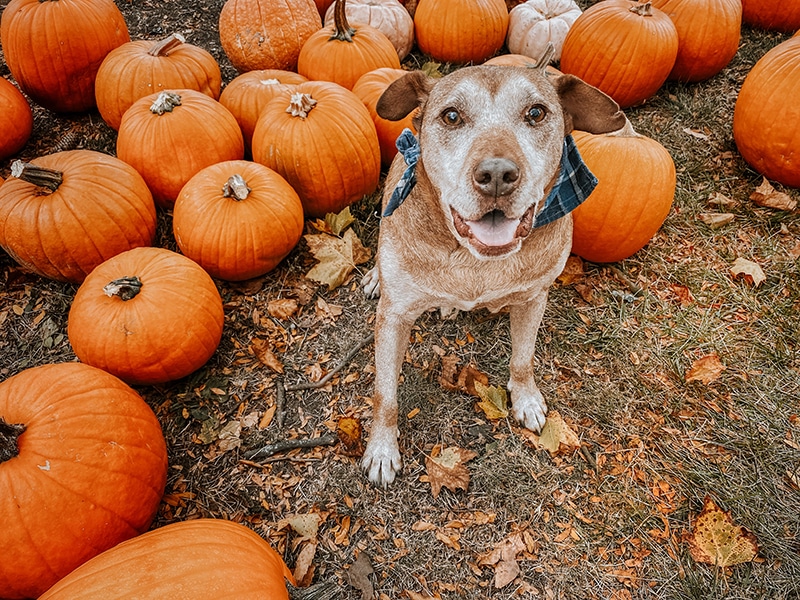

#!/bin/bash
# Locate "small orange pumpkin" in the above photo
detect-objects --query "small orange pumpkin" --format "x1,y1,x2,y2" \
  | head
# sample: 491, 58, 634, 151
571, 119, 676, 263
323, 0, 415, 59
0, 77, 32, 160
173, 161, 305, 281
68, 246, 225, 385
741, 0, 800, 32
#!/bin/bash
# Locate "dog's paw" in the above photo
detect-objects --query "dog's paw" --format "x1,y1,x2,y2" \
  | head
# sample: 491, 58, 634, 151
362, 267, 381, 299
361, 434, 401, 487
508, 381, 548, 433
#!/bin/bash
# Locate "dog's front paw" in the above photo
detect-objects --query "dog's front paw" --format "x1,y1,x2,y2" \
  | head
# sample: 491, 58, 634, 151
361, 433, 401, 487
508, 380, 548, 433
361, 267, 381, 299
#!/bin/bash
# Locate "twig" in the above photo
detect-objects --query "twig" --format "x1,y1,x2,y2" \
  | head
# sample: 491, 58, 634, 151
276, 378, 286, 429
607, 265, 645, 297
238, 457, 321, 468
243, 434, 337, 461
285, 332, 374, 392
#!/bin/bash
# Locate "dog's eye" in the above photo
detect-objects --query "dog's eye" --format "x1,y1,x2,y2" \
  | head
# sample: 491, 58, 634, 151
525, 105, 547, 125
441, 108, 462, 126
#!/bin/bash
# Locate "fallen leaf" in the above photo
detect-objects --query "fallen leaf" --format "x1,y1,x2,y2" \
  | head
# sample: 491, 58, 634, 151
685, 354, 726, 385
556, 254, 585, 285
337, 416, 364, 456
293, 542, 317, 587
421, 60, 443, 78
697, 212, 735, 229
535, 411, 580, 455
669, 283, 694, 307
267, 298, 299, 320
425, 445, 477, 498
438, 354, 460, 390
707, 192, 738, 208
730, 257, 766, 287
439, 355, 489, 396
346, 553, 374, 600
478, 532, 526, 588
749, 178, 797, 212
686, 495, 759, 568
325, 206, 356, 236
404, 591, 439, 600
284, 513, 321, 542
304, 229, 372, 290
682, 127, 709, 140
216, 420, 242, 452
258, 404, 277, 429
457, 365, 489, 396
250, 337, 284, 373
474, 380, 509, 420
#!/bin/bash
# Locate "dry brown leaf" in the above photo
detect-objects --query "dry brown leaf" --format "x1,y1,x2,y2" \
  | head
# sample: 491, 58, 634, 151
258, 404, 276, 429
438, 354, 489, 396
250, 337, 284, 373
304, 229, 371, 290
325, 206, 356, 235
750, 177, 797, 212
293, 542, 317, 587
685, 354, 726, 385
404, 591, 440, 600
707, 192, 738, 208
346, 552, 374, 600
478, 532, 526, 588
337, 416, 364, 456
535, 411, 580, 455
730, 257, 766, 287
438, 354, 460, 390
474, 380, 509, 420
556, 254, 585, 285
686, 496, 759, 568
284, 513, 321, 542
425, 445, 477, 498
267, 298, 298, 320
697, 212, 735, 229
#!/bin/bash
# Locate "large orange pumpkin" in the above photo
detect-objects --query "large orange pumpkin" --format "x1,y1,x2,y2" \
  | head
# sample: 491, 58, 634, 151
0, 77, 32, 160
251, 80, 381, 217
560, 0, 678, 108
741, 0, 800, 32
117, 89, 244, 208
650, 0, 741, 82
323, 0, 415, 59
68, 246, 225, 385
414, 0, 509, 64
0, 0, 130, 112
571, 119, 676, 263
95, 33, 222, 131
733, 36, 800, 188
0, 150, 156, 283
173, 161, 305, 281
38, 519, 295, 599
218, 0, 321, 72
0, 362, 167, 600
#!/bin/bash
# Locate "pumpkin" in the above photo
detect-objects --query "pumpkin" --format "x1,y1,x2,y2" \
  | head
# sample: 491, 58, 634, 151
95, 33, 222, 131
650, 0, 741, 82
219, 69, 308, 156
38, 519, 295, 599
570, 119, 676, 263
0, 151, 156, 283
117, 89, 244, 208
560, 0, 678, 108
506, 0, 582, 63
484, 54, 564, 77
323, 0, 415, 59
298, 0, 401, 90
0, 362, 167, 600
68, 246, 225, 385
733, 36, 800, 188
414, 0, 510, 64
0, 77, 32, 160
218, 0, 321, 72
173, 161, 305, 281
353, 67, 417, 167
741, 0, 800, 32
251, 80, 381, 217
0, 0, 129, 113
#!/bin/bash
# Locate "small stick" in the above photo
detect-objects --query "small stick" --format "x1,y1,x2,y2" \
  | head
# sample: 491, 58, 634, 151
243, 433, 337, 461
285, 332, 374, 392
238, 457, 321, 468
276, 378, 286, 429
607, 265, 644, 297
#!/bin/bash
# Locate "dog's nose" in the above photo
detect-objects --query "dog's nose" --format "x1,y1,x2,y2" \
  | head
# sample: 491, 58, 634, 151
472, 158, 520, 197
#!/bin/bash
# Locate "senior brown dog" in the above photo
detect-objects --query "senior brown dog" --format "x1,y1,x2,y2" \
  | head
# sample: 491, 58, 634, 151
361, 64, 625, 486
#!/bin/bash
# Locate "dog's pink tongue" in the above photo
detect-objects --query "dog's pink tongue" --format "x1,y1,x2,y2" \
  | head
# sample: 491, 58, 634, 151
467, 212, 519, 247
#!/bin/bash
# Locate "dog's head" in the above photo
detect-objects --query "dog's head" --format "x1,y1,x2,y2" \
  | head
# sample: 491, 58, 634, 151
377, 66, 625, 259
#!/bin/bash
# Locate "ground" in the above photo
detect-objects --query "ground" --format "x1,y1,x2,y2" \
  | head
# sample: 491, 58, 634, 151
0, 1, 799, 599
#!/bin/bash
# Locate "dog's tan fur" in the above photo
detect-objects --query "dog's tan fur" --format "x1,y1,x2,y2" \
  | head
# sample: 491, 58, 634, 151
362, 66, 625, 486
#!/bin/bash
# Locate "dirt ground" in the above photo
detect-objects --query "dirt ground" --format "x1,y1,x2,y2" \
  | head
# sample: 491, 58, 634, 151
1, 0, 799, 599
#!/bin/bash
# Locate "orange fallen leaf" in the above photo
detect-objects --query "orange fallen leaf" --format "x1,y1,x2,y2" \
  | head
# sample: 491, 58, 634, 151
250, 337, 284, 373
685, 495, 759, 568
685, 354, 726, 385
730, 257, 766, 287
267, 298, 299, 320
478, 532, 526, 588
304, 229, 371, 290
534, 411, 580, 455
749, 177, 797, 212
425, 445, 477, 498
337, 416, 364, 456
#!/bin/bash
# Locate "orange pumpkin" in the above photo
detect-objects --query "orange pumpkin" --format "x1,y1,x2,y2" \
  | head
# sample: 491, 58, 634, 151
741, 0, 800, 32
38, 519, 295, 599
0, 362, 167, 600
733, 36, 800, 188
650, 0, 741, 82
0, 77, 32, 160
323, 0, 415, 59
218, 0, 321, 72
251, 80, 381, 217
560, 0, 678, 108
117, 89, 244, 208
0, 0, 130, 112
219, 70, 308, 156
298, 0, 401, 90
0, 151, 156, 283
414, 0, 510, 64
571, 119, 676, 263
173, 161, 305, 281
95, 33, 222, 131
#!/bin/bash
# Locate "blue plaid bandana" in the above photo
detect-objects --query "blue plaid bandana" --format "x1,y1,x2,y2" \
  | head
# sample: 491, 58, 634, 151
382, 129, 597, 227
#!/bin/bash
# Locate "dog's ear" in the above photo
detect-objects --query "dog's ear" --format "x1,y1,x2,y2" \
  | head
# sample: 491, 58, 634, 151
376, 70, 435, 122
551, 74, 626, 135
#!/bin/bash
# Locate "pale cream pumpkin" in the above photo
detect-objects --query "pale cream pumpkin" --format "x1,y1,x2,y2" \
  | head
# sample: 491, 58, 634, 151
324, 0, 414, 59
507, 0, 582, 62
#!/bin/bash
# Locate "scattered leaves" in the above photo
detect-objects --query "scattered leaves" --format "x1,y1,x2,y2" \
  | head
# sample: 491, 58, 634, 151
438, 354, 489, 396
304, 229, 372, 290
267, 298, 299, 320
474, 380, 509, 420
347, 552, 375, 600
337, 416, 364, 456
556, 254, 585, 285
425, 446, 477, 498
697, 212, 734, 229
685, 353, 726, 385
250, 337, 284, 373
478, 532, 526, 588
730, 257, 766, 288
686, 496, 759, 568
749, 178, 797, 212
293, 542, 317, 587
535, 411, 580, 455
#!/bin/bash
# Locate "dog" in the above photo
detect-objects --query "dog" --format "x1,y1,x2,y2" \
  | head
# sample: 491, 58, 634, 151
361, 64, 625, 486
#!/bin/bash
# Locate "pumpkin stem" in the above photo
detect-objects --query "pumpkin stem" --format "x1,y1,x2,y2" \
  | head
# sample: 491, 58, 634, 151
0, 417, 26, 464
606, 116, 645, 138
286, 92, 317, 119
222, 174, 251, 201
330, 0, 356, 42
259, 78, 281, 86
629, 2, 653, 16
10, 160, 63, 193
147, 33, 186, 57
104, 276, 143, 301
150, 91, 182, 115
532, 43, 555, 69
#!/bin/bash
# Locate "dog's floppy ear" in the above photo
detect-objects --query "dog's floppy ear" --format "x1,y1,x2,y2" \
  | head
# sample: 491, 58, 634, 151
376, 70, 435, 122
551, 74, 626, 135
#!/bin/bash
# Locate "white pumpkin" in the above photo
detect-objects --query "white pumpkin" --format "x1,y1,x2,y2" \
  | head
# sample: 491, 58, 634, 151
506, 0, 582, 63
324, 0, 414, 60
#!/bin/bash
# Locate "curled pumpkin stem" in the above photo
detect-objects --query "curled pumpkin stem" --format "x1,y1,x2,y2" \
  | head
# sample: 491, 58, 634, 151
629, 2, 653, 16
104, 276, 143, 301
286, 93, 317, 119
148, 32, 186, 57
0, 417, 26, 464
223, 174, 251, 201
330, 0, 356, 42
10, 160, 63, 193
150, 91, 182, 115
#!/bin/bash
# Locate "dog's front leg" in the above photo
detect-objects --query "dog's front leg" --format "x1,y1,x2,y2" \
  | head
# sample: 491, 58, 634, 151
507, 294, 549, 433
362, 297, 419, 486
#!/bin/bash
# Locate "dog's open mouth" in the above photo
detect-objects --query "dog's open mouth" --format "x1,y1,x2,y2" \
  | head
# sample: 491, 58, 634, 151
451, 206, 535, 256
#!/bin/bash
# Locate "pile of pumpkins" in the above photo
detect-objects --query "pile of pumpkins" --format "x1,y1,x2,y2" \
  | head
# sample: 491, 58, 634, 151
0, 0, 798, 596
